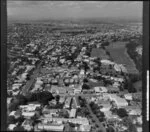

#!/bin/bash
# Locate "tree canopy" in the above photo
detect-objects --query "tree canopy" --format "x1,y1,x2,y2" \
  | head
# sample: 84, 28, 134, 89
117, 108, 128, 118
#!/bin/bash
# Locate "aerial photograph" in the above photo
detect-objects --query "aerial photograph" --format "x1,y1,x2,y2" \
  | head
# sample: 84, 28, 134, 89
7, 1, 143, 132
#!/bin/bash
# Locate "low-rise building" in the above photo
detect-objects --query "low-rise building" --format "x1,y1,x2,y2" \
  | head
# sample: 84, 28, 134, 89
20, 104, 41, 112
59, 97, 66, 104
101, 59, 115, 65
8, 124, 16, 131
37, 124, 64, 131
73, 97, 80, 108
100, 102, 112, 112
108, 94, 128, 107
9, 110, 21, 119
64, 97, 72, 109
124, 93, 133, 100
74, 88, 82, 94
79, 125, 91, 132
22, 112, 35, 119
40, 117, 89, 125
107, 86, 119, 93
128, 108, 141, 116
22, 119, 33, 131
94, 86, 108, 93
69, 109, 76, 118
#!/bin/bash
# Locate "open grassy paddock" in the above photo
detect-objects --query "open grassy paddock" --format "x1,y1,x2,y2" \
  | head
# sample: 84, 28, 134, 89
91, 48, 110, 60
106, 41, 139, 74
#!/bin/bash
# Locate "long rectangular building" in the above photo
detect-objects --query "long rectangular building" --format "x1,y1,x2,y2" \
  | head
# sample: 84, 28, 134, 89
64, 97, 72, 109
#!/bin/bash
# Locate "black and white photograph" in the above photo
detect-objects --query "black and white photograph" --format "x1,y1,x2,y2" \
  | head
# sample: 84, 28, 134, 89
1, 1, 148, 132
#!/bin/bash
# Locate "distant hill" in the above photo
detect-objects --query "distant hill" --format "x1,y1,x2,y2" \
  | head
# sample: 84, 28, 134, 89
8, 16, 142, 25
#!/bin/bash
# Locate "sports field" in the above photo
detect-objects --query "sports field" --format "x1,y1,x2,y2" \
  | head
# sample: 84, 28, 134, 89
91, 48, 110, 60
106, 41, 139, 74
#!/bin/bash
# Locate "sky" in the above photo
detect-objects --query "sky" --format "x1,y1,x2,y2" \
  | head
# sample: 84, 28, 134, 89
7, 1, 143, 21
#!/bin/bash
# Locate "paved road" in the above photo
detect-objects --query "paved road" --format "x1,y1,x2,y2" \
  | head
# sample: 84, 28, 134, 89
85, 102, 105, 131
21, 61, 43, 96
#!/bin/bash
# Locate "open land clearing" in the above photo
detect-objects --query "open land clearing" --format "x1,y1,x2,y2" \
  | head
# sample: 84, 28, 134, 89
91, 48, 110, 60
106, 41, 139, 74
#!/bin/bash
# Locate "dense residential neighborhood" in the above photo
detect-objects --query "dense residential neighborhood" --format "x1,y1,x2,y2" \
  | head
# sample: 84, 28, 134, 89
6, 1, 143, 131
7, 20, 142, 132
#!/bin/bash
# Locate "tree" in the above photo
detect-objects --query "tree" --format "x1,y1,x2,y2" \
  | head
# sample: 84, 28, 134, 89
9, 102, 19, 111
59, 110, 69, 118
55, 95, 60, 104
122, 117, 137, 132
127, 80, 136, 93
106, 126, 115, 132
82, 83, 90, 90
69, 122, 75, 127
95, 124, 99, 128
96, 127, 107, 132
117, 108, 128, 118
16, 116, 25, 126
7, 116, 17, 124
13, 126, 26, 131
37, 91, 54, 105
83, 78, 88, 83
90, 102, 95, 107
16, 94, 27, 105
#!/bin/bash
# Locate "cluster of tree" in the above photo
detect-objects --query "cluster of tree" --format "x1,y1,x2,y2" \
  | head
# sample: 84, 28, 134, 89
47, 103, 64, 109
26, 91, 54, 105
124, 75, 140, 93
13, 126, 26, 131
90, 102, 105, 122
7, 116, 24, 125
83, 78, 88, 83
93, 57, 101, 67
55, 95, 60, 104
106, 126, 115, 132
122, 117, 137, 132
102, 41, 110, 47
82, 83, 91, 90
78, 96, 86, 107
111, 107, 129, 119
59, 110, 69, 118
116, 108, 128, 118
126, 40, 142, 72
9, 91, 54, 111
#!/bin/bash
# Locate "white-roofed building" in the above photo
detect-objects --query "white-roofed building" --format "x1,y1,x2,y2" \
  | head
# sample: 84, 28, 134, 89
137, 127, 142, 132
7, 98, 12, 105
80, 69, 85, 75
101, 59, 115, 65
22, 119, 33, 131
22, 112, 35, 119
124, 93, 133, 100
69, 109, 76, 118
40, 117, 89, 125
21, 73, 28, 80
20, 104, 41, 112
128, 109, 141, 116
8, 124, 16, 131
37, 124, 64, 131
25, 65, 35, 72
114, 64, 121, 72
108, 94, 128, 107
9, 111, 16, 116
94, 86, 108, 93
64, 97, 72, 109
80, 125, 91, 132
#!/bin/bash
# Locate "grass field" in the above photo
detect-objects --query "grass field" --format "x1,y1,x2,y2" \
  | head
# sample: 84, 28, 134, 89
106, 41, 139, 74
91, 48, 110, 60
